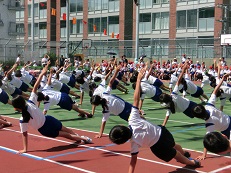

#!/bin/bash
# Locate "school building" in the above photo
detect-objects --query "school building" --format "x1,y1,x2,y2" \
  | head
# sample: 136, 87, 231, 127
12, 0, 231, 61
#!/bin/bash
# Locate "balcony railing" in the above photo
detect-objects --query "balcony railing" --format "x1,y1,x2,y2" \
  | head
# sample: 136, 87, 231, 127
8, 0, 25, 10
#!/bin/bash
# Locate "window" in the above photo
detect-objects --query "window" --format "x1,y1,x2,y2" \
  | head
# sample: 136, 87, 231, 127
187, 10, 197, 28
140, 13, 151, 34
199, 8, 214, 18
152, 12, 169, 30
88, 17, 108, 34
70, 0, 77, 13
177, 10, 186, 28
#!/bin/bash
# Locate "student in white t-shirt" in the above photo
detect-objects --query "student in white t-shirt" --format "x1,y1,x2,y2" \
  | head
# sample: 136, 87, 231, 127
109, 68, 200, 173
159, 63, 198, 126
192, 73, 231, 160
11, 64, 92, 154
37, 68, 92, 118
179, 64, 208, 102
49, 68, 80, 98
90, 68, 134, 138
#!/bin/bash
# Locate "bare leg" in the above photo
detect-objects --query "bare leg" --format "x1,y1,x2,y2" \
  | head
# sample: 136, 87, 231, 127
59, 125, 92, 143
174, 151, 197, 166
69, 90, 80, 98
202, 93, 208, 100
72, 104, 90, 115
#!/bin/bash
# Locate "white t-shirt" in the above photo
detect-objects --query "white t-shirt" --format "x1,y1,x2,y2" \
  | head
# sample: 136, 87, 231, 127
101, 93, 125, 122
166, 85, 190, 116
51, 77, 63, 91
140, 82, 157, 100
129, 107, 162, 154
184, 74, 197, 94
93, 80, 107, 97
20, 92, 46, 132
20, 68, 33, 85
10, 76, 23, 88
1, 77, 16, 95
219, 86, 231, 106
204, 94, 230, 133
59, 72, 70, 84
41, 85, 61, 111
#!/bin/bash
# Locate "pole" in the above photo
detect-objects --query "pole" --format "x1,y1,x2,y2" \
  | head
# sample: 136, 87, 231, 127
31, 0, 34, 58
66, 0, 70, 57
223, 6, 228, 58
134, 1, 140, 63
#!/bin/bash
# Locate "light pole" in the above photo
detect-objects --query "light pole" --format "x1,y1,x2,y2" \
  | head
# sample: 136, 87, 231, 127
31, 0, 35, 57
66, 0, 70, 57
134, 0, 140, 64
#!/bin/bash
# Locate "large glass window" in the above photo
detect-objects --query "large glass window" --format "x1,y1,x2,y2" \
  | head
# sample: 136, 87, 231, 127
140, 13, 151, 34
199, 8, 214, 31
152, 12, 169, 30
70, 0, 77, 13
177, 10, 186, 28
153, 0, 160, 4
108, 15, 119, 34
88, 17, 108, 34
187, 10, 197, 28
140, 0, 152, 9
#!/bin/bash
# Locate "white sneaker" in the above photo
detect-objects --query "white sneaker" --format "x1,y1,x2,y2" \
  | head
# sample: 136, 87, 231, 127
81, 136, 93, 144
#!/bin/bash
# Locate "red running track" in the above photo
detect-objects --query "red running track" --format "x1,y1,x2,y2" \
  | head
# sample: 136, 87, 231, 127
0, 117, 231, 173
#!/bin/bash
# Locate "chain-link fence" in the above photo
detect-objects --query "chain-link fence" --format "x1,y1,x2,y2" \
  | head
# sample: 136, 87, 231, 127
0, 37, 231, 64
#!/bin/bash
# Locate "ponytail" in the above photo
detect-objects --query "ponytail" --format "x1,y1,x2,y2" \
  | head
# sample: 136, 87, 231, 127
90, 95, 108, 112
100, 98, 109, 112
12, 95, 33, 123
159, 93, 175, 114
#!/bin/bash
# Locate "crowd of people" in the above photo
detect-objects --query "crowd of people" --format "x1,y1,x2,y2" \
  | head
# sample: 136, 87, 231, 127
1, 53, 231, 172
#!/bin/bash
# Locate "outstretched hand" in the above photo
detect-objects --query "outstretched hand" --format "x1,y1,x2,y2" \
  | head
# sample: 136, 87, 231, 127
137, 68, 146, 81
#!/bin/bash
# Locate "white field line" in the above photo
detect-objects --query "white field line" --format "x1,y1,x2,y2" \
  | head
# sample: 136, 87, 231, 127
3, 128, 206, 173
0, 145, 96, 173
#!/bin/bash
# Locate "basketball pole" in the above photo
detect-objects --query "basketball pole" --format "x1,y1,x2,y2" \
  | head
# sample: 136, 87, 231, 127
66, 0, 70, 58
134, 0, 140, 64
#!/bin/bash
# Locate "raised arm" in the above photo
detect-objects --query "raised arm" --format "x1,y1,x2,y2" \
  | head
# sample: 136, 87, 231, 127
213, 73, 230, 95
176, 63, 187, 86
108, 65, 121, 88
6, 64, 18, 76
32, 61, 50, 93
133, 68, 146, 107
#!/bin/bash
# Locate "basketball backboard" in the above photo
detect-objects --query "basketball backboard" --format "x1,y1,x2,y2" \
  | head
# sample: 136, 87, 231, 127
220, 34, 231, 46
82, 39, 92, 49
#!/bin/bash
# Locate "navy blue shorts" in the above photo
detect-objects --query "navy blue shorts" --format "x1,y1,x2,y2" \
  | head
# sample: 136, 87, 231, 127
19, 82, 29, 92
117, 72, 123, 81
0, 90, 9, 104
118, 102, 132, 121
11, 88, 23, 98
112, 80, 119, 90
38, 115, 62, 138
57, 92, 74, 111
67, 75, 76, 88
151, 87, 162, 102
191, 86, 204, 98
150, 126, 176, 162
183, 101, 197, 118
153, 79, 163, 88
60, 83, 70, 94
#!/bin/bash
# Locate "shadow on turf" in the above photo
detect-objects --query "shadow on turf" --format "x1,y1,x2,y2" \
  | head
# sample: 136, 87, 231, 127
171, 123, 205, 128
59, 117, 88, 122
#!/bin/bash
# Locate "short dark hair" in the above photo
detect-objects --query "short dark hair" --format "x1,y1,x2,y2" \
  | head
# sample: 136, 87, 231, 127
76, 76, 85, 84
203, 132, 229, 154
109, 125, 132, 145
192, 104, 209, 120
14, 70, 22, 77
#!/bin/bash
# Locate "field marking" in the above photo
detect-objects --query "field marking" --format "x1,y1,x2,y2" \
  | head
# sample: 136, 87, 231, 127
2, 128, 206, 173
209, 165, 231, 173
0, 146, 96, 173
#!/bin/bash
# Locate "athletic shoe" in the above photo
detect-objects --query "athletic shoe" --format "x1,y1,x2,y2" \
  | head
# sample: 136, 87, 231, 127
81, 136, 93, 144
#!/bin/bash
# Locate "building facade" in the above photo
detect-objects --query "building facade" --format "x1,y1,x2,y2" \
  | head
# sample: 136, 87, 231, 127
0, 0, 25, 61
16, 0, 231, 60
